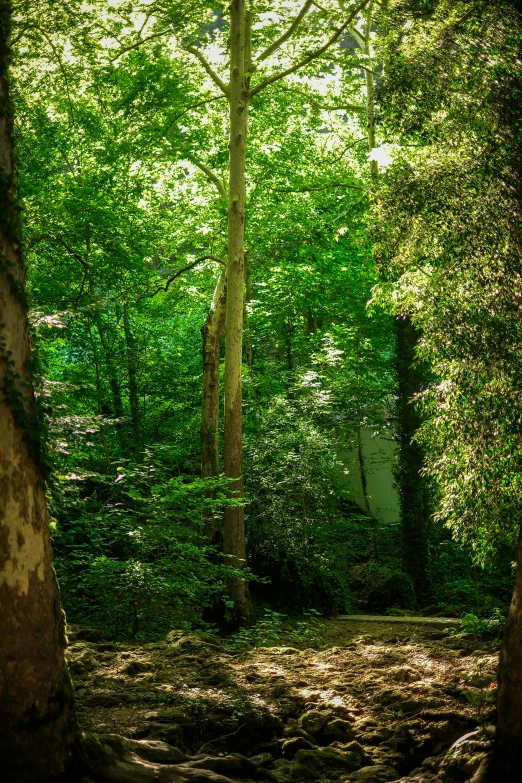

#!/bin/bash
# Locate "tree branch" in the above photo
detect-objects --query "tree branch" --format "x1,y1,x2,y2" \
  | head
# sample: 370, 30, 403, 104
336, 0, 366, 48
28, 234, 90, 305
157, 95, 226, 148
256, 0, 313, 63
191, 160, 228, 200
27, 26, 76, 126
28, 234, 88, 269
184, 45, 229, 97
250, 0, 371, 97
136, 255, 225, 303
110, 27, 174, 62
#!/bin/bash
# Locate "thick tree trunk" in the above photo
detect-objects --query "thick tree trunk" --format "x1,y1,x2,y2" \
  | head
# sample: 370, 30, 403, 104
223, 0, 253, 625
123, 303, 139, 442
396, 316, 430, 602
0, 9, 76, 776
482, 524, 522, 781
201, 270, 226, 542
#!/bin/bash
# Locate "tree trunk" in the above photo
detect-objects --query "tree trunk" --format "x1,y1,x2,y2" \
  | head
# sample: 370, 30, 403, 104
363, 1, 378, 182
0, 9, 76, 775
243, 252, 253, 368
87, 322, 111, 468
223, 0, 253, 626
201, 270, 226, 542
123, 303, 139, 442
483, 523, 522, 781
94, 314, 125, 424
396, 316, 430, 602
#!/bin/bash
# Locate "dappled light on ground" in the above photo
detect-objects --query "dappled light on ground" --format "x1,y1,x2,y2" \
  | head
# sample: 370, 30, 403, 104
68, 618, 498, 782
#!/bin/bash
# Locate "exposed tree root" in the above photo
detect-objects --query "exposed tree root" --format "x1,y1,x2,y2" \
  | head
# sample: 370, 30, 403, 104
82, 734, 275, 783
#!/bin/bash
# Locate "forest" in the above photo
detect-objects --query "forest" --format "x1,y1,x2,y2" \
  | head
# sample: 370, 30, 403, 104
1, 0, 522, 781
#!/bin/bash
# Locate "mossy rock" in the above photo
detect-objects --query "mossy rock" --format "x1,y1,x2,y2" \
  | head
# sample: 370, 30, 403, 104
348, 765, 400, 782
320, 718, 355, 743
292, 746, 360, 774
122, 660, 153, 675
69, 626, 106, 643
298, 710, 331, 735
281, 737, 314, 759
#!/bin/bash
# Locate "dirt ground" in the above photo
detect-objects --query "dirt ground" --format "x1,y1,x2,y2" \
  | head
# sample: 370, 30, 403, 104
67, 617, 499, 782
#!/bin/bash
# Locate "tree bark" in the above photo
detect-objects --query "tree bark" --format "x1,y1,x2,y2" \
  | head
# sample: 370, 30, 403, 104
396, 316, 430, 602
223, 0, 253, 625
201, 270, 226, 542
123, 303, 139, 442
0, 6, 76, 775
201, 270, 227, 481
243, 252, 253, 368
483, 523, 522, 781
363, 1, 378, 182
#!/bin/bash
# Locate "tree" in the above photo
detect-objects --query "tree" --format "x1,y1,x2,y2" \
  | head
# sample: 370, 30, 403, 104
12, 0, 400, 629
0, 2, 76, 778
179, 0, 373, 623
373, 0, 522, 776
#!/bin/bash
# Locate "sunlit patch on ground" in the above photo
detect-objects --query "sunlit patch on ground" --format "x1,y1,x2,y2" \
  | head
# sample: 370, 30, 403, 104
67, 618, 499, 782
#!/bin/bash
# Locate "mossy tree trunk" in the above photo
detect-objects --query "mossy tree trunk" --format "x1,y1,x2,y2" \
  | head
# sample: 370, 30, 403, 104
0, 4, 76, 778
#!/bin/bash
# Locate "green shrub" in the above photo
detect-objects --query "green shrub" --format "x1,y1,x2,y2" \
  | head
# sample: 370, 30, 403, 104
357, 561, 416, 612
52, 449, 242, 638
244, 397, 355, 613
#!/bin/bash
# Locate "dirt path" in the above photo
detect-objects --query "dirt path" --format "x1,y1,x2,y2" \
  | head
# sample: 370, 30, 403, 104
68, 618, 498, 783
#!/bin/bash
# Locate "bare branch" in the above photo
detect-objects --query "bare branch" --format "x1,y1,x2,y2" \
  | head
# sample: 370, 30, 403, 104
136, 255, 225, 303
250, 0, 371, 97
191, 160, 228, 200
184, 45, 229, 97
256, 0, 313, 63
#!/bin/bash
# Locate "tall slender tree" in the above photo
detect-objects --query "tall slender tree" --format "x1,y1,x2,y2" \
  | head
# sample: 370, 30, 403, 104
183, 0, 372, 622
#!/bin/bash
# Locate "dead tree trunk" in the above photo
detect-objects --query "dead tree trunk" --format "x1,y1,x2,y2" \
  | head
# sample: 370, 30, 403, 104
0, 8, 76, 775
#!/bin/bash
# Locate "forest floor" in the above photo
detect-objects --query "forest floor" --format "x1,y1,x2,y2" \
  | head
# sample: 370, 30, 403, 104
67, 617, 499, 783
